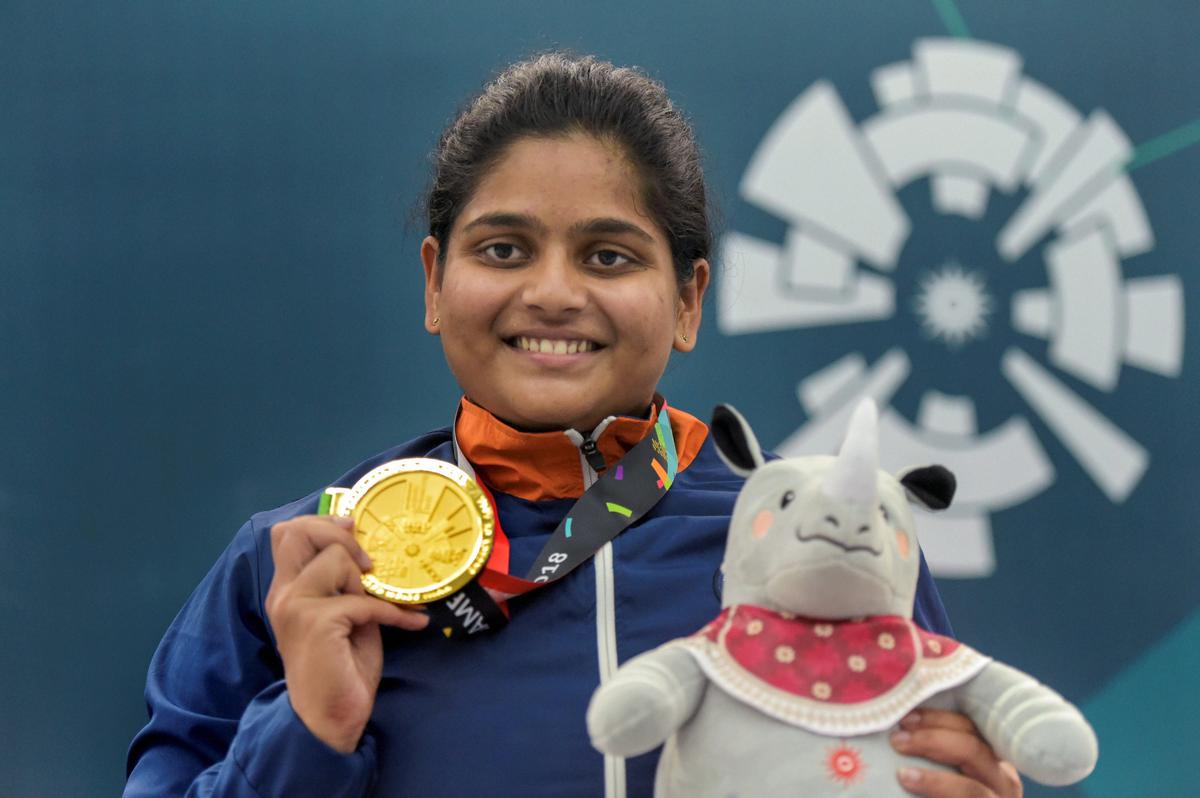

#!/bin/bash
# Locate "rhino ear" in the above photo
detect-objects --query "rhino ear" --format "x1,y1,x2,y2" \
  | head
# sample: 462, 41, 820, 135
898, 465, 956, 510
711, 404, 765, 477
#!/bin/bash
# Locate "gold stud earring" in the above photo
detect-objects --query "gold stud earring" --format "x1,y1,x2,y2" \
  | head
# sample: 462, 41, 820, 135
681, 332, 688, 342
432, 317, 440, 326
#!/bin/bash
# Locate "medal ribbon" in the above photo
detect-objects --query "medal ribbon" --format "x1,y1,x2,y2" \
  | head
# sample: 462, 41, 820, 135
428, 403, 680, 638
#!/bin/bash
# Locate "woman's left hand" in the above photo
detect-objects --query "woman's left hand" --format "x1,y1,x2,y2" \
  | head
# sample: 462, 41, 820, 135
890, 709, 1023, 797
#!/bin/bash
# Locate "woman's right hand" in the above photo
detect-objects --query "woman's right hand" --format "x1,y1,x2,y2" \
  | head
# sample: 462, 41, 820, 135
265, 514, 429, 753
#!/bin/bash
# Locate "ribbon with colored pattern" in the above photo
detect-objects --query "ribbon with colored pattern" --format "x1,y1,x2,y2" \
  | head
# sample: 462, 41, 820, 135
521, 404, 678, 585
429, 403, 680, 639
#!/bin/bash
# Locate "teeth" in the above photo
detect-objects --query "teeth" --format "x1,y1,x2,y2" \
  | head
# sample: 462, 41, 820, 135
515, 337, 595, 354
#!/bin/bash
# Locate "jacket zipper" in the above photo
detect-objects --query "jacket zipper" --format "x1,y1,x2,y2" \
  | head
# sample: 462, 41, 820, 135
579, 435, 608, 474
567, 423, 625, 798
457, 416, 626, 796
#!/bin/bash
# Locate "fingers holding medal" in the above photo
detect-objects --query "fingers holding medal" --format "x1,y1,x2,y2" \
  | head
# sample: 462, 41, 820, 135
270, 514, 371, 582
267, 514, 428, 626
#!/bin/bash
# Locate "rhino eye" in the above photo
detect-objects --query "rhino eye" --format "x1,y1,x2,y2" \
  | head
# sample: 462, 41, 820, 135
780, 490, 795, 509
879, 503, 891, 523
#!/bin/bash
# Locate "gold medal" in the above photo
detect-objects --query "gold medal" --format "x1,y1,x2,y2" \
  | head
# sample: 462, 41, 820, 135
323, 458, 494, 605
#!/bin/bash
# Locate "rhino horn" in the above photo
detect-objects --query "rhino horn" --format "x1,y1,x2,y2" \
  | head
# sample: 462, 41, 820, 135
824, 399, 879, 505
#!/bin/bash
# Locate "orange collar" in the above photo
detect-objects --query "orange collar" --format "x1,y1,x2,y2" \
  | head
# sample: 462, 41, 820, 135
454, 396, 709, 501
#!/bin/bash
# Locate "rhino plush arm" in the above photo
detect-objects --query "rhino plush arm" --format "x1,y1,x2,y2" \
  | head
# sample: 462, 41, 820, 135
587, 645, 707, 758
956, 660, 1099, 786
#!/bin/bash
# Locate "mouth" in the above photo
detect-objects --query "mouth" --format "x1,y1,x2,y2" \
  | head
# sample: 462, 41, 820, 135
505, 335, 605, 356
794, 530, 881, 557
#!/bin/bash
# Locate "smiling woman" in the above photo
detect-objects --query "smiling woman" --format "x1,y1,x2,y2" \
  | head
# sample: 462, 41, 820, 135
422, 133, 707, 433
124, 53, 1017, 798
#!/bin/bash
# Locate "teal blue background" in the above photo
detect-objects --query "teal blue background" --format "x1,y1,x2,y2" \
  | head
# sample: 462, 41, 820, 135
3, 2, 1197, 795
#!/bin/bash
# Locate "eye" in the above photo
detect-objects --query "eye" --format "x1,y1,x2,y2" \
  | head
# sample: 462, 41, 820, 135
481, 242, 527, 264
780, 490, 795, 509
587, 249, 634, 268
879, 503, 891, 523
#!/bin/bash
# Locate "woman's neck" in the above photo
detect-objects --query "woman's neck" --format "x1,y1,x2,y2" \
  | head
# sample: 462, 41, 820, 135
464, 395, 657, 435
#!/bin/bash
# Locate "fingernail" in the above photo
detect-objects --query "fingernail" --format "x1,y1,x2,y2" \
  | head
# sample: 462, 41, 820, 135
900, 711, 921, 728
357, 552, 374, 570
331, 515, 353, 528
891, 730, 911, 747
897, 767, 921, 786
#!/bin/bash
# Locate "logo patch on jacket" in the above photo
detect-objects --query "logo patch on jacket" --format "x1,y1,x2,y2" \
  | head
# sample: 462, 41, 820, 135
676, 605, 990, 735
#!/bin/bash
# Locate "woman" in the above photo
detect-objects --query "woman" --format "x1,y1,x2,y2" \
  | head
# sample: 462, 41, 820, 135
125, 53, 1022, 797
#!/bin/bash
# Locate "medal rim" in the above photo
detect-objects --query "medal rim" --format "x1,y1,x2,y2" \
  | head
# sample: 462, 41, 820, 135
330, 458, 494, 605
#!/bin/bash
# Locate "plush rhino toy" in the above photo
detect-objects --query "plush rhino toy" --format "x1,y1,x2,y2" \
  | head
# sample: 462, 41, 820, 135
587, 400, 1097, 796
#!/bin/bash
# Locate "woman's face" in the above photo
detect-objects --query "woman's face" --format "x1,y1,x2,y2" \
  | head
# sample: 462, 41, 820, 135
421, 133, 708, 433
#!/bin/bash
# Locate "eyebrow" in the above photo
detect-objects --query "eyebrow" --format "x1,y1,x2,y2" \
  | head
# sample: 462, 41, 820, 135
460, 212, 657, 244
461, 212, 547, 236
571, 217, 656, 244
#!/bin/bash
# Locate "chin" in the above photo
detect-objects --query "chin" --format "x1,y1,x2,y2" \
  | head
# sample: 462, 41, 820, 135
490, 399, 596, 433
470, 381, 652, 433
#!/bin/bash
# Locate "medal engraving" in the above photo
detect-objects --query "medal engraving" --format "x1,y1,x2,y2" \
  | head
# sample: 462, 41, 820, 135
326, 458, 494, 605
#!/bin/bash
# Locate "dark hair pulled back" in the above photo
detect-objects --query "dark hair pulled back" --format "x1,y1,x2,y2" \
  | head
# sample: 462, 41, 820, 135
424, 52, 712, 284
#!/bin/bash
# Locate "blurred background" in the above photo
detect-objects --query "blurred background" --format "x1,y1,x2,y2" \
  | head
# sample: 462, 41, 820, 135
3, 1, 1197, 795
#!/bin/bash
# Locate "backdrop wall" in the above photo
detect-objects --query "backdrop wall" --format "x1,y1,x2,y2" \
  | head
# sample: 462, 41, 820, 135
3, 2, 1197, 796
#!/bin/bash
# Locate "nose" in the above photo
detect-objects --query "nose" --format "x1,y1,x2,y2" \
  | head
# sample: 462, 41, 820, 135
796, 501, 879, 546
521, 248, 587, 315
814, 509, 873, 538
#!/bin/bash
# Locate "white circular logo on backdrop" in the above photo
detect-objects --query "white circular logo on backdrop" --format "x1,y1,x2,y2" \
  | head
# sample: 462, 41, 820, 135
719, 38, 1184, 577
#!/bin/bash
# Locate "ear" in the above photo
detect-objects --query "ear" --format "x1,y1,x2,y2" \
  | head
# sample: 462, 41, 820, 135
420, 235, 442, 335
673, 258, 709, 353
711, 404, 765, 477
897, 465, 956, 511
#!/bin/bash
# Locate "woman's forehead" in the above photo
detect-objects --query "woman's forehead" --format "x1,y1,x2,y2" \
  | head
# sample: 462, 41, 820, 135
455, 133, 666, 241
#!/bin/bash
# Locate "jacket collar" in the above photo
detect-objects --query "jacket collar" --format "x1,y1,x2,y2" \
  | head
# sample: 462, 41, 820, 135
454, 395, 708, 501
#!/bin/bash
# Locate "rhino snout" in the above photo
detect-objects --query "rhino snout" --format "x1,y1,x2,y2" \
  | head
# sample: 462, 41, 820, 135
793, 525, 882, 556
